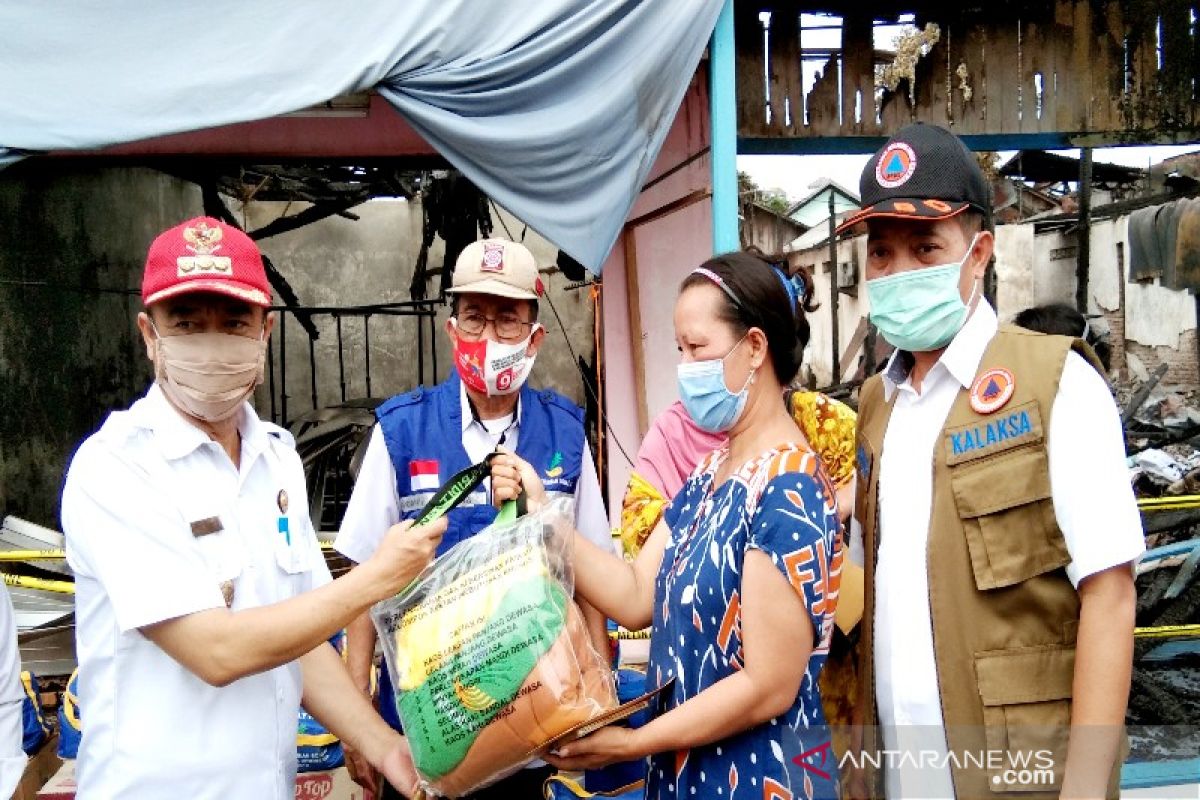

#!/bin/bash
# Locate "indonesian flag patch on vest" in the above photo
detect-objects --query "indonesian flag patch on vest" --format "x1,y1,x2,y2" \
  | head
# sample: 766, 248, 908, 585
410, 460, 440, 492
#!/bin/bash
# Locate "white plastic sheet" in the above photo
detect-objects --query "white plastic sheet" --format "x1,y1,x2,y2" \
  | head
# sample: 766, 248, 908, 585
371, 498, 616, 797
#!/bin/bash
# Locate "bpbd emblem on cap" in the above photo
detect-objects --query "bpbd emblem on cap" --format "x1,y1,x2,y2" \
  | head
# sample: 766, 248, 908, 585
480, 242, 506, 273
875, 142, 917, 189
970, 368, 1016, 415
178, 221, 233, 277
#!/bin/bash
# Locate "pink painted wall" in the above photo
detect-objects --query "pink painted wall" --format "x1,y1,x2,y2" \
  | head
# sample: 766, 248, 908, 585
599, 71, 712, 522
62, 95, 438, 159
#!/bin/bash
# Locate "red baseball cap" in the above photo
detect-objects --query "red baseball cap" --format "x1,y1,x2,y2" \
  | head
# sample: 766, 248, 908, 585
142, 217, 271, 307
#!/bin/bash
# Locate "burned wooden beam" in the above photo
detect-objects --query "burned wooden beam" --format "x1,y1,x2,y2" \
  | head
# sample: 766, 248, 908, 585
248, 198, 369, 241
199, 181, 320, 340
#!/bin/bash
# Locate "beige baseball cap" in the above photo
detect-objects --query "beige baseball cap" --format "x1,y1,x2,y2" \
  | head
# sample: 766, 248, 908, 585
448, 238, 543, 300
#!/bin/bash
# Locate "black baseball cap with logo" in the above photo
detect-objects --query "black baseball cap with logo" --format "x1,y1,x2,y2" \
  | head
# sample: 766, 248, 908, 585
836, 122, 992, 234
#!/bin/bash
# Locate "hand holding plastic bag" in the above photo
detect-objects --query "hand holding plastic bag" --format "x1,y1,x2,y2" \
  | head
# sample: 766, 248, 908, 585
371, 498, 617, 798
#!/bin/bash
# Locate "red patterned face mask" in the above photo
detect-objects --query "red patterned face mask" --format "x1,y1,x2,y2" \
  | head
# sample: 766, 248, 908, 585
451, 320, 541, 397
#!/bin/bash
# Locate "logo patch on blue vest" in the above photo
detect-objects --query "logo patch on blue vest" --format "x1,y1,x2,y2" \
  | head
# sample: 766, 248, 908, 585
948, 409, 1033, 457
546, 450, 564, 478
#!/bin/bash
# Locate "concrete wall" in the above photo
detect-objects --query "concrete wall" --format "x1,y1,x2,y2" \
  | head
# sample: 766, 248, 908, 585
0, 163, 203, 527
992, 224, 1036, 318
1028, 217, 1199, 385
791, 236, 869, 387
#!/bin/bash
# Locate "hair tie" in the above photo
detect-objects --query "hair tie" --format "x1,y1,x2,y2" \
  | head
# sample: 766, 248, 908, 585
773, 267, 799, 313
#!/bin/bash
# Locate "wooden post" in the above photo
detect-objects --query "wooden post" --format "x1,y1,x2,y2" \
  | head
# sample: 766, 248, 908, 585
624, 229, 650, 438
363, 315, 372, 398
1076, 147, 1093, 313
1194, 294, 1200, 387
864, 322, 878, 377
828, 190, 841, 381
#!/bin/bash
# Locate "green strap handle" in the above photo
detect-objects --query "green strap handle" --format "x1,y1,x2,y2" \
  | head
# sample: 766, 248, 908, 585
414, 451, 526, 528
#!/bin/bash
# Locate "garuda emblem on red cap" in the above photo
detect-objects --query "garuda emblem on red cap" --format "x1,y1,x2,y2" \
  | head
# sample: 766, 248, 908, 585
178, 221, 232, 276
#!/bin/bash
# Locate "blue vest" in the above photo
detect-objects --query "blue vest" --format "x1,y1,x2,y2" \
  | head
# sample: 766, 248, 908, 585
372, 374, 586, 730
375, 373, 586, 555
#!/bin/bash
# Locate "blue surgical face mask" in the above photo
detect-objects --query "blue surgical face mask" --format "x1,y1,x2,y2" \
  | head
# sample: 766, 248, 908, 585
866, 234, 980, 352
677, 335, 755, 433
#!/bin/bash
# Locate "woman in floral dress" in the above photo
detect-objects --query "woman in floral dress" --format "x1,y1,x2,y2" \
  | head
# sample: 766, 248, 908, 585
492, 252, 843, 800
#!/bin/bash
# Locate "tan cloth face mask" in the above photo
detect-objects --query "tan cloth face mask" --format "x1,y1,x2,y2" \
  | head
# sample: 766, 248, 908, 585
152, 324, 267, 422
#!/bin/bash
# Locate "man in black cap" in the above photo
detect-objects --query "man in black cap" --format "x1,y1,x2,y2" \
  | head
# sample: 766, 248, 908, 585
843, 123, 1142, 798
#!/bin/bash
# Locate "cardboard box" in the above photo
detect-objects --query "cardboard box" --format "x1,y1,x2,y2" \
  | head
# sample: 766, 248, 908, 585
35, 761, 370, 799
296, 767, 373, 800
14, 737, 62, 800
33, 757, 73, 800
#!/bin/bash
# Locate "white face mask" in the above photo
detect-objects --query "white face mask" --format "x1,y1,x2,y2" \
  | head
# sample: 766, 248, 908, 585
152, 323, 267, 422
451, 320, 541, 397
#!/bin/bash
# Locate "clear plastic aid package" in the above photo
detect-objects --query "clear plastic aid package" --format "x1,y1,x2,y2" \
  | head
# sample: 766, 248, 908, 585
371, 498, 618, 798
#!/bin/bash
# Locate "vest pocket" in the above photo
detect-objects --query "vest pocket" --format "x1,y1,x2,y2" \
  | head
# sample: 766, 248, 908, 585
950, 446, 1069, 590
975, 644, 1074, 792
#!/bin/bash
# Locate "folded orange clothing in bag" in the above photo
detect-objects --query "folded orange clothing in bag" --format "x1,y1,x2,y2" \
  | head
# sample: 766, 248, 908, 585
373, 498, 617, 798
433, 601, 616, 797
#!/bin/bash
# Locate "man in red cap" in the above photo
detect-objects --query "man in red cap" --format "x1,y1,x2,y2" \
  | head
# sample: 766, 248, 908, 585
61, 217, 447, 800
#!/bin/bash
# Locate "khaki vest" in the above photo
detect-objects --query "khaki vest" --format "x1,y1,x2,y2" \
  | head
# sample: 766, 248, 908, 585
853, 326, 1120, 798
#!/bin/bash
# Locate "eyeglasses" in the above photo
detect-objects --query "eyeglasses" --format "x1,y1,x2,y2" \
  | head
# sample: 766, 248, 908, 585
455, 312, 534, 340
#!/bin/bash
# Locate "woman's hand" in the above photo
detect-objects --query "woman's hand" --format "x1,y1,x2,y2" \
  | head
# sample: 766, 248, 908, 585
545, 726, 640, 771
375, 735, 421, 798
489, 448, 547, 510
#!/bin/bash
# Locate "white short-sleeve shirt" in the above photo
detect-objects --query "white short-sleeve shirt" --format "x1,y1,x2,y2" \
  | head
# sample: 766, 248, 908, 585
62, 385, 332, 800
0, 586, 27, 798
335, 382, 613, 565
852, 301, 1145, 798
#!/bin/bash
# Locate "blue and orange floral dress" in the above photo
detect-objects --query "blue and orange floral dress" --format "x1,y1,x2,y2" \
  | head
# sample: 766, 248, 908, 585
646, 442, 843, 800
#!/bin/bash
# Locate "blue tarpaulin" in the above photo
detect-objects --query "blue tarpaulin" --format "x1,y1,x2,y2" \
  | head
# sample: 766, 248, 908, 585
0, 1, 723, 270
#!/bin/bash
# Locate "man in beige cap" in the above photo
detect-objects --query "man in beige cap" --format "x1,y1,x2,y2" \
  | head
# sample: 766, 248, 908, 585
335, 238, 612, 799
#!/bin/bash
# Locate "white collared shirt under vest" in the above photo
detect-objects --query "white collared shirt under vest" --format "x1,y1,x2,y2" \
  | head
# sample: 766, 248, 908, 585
335, 381, 614, 565
849, 300, 1145, 799
62, 384, 331, 800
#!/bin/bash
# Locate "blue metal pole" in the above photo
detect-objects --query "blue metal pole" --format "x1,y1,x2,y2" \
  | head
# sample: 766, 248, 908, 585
709, 0, 738, 254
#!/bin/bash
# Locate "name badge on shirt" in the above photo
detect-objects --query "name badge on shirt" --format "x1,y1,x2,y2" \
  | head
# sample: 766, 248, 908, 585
944, 400, 1043, 466
190, 516, 223, 537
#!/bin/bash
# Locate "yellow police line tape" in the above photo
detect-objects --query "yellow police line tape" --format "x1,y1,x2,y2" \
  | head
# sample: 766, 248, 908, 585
1138, 494, 1200, 511
0, 543, 339, 562
2, 573, 75, 594
0, 543, 348, 594
2, 569, 1198, 641
0, 550, 66, 561
1134, 624, 1200, 639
